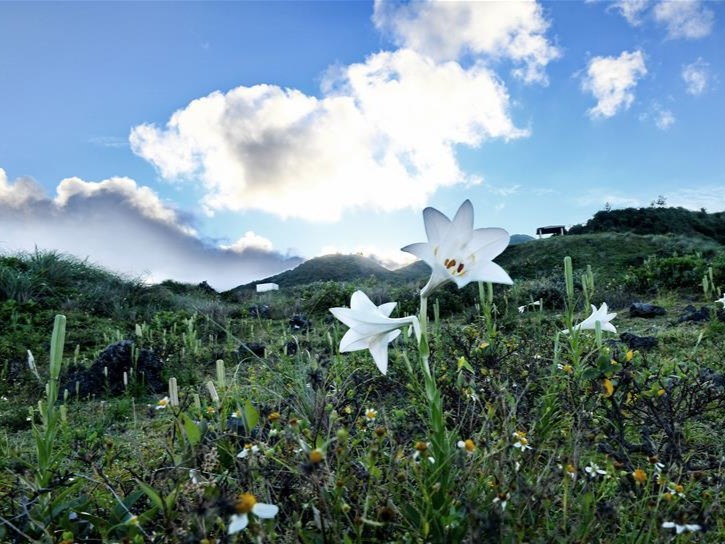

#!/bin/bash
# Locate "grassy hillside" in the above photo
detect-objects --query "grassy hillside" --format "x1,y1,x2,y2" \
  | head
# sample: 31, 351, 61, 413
2, 235, 725, 542
569, 206, 725, 245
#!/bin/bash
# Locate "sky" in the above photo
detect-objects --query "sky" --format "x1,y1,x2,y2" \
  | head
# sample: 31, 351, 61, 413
1, 0, 724, 290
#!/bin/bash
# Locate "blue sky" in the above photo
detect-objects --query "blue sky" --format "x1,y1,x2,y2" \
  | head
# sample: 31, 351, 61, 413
1, 1, 723, 289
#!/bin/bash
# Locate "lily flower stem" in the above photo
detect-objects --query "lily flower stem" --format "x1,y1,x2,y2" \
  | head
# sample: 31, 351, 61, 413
418, 295, 452, 537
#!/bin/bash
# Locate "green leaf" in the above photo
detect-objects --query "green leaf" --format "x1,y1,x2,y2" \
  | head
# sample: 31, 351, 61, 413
244, 399, 259, 430
136, 480, 164, 511
180, 413, 201, 446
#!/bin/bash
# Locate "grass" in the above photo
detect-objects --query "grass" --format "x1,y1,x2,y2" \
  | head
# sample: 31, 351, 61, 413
1, 244, 724, 543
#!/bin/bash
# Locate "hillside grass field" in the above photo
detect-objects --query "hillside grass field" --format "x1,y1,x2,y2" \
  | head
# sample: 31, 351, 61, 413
1, 216, 725, 543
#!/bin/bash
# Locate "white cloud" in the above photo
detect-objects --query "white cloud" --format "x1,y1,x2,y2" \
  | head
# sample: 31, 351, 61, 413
54, 176, 197, 236
575, 191, 642, 208
0, 171, 300, 290
639, 102, 676, 130
653, 0, 714, 39
581, 50, 647, 119
682, 58, 710, 95
609, 0, 650, 25
131, 49, 528, 223
486, 183, 521, 197
0, 168, 45, 207
372, 0, 560, 84
665, 186, 725, 212
222, 231, 274, 253
654, 105, 675, 130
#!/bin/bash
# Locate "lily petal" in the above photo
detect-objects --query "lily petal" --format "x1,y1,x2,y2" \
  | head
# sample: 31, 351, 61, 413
401, 242, 435, 265
368, 330, 401, 375
451, 200, 474, 237
467, 227, 511, 258
228, 513, 249, 534
350, 290, 380, 313
378, 301, 397, 317
463, 260, 514, 286
423, 206, 452, 246
252, 503, 279, 519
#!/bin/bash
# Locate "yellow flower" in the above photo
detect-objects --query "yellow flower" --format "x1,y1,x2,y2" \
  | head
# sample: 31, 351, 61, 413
235, 493, 257, 514
602, 378, 614, 398
457, 439, 476, 453
626, 350, 634, 362
632, 468, 647, 484
657, 389, 666, 397
309, 448, 324, 464
365, 408, 378, 421
268, 411, 281, 422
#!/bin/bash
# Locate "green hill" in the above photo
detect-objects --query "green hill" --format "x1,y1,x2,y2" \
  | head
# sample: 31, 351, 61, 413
233, 253, 396, 292
569, 206, 725, 245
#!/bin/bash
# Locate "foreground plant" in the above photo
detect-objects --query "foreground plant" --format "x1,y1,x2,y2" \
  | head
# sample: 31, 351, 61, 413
331, 200, 512, 540
329, 290, 420, 374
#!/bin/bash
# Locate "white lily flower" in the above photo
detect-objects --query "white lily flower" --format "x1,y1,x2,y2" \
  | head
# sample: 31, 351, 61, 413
330, 290, 421, 375
562, 303, 617, 334
228, 493, 278, 534
716, 293, 725, 307
402, 199, 512, 298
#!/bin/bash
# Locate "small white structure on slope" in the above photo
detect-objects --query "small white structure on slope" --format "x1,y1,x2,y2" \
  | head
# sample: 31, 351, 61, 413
256, 283, 279, 293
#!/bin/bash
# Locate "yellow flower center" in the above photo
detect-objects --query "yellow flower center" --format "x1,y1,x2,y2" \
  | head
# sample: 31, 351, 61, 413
365, 409, 377, 420
565, 463, 576, 474
674, 484, 684, 494
414, 441, 428, 452
602, 378, 614, 398
463, 439, 475, 452
309, 449, 324, 464
268, 411, 280, 422
632, 468, 647, 484
235, 493, 257, 514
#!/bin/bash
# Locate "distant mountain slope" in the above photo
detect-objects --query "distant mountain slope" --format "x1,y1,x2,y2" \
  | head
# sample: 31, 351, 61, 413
236, 254, 396, 290
229, 231, 722, 292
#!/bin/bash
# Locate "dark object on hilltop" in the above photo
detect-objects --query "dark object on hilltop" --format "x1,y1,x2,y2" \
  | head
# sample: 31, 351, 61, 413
620, 332, 658, 351
239, 342, 266, 358
677, 305, 710, 324
61, 340, 164, 399
536, 225, 566, 237
630, 303, 667, 318
249, 304, 271, 319
289, 314, 311, 331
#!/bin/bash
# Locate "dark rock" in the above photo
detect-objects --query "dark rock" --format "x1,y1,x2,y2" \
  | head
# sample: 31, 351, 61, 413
718, 308, 725, 322
289, 314, 311, 331
61, 340, 164, 399
629, 303, 667, 318
239, 342, 266, 358
699, 368, 725, 387
248, 304, 271, 319
619, 332, 658, 351
677, 306, 710, 323
285, 340, 298, 356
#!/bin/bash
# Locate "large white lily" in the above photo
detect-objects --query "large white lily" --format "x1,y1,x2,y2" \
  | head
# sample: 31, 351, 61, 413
563, 302, 617, 334
402, 200, 512, 298
716, 293, 725, 307
330, 290, 421, 375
